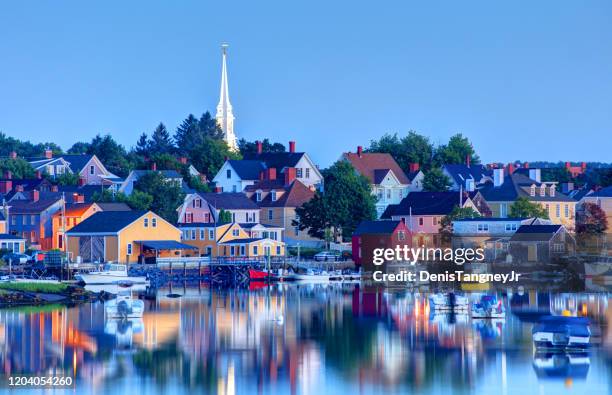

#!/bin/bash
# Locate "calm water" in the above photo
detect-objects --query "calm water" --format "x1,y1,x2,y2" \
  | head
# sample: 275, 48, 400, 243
0, 283, 611, 395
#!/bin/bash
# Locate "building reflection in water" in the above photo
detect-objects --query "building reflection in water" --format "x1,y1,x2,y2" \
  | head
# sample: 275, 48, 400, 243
0, 284, 610, 394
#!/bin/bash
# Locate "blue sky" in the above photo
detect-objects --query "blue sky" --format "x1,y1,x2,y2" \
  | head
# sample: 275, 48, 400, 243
0, 1, 611, 167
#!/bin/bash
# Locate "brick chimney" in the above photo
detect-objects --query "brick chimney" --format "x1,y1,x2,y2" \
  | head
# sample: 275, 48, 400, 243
151, 162, 157, 171
44, 148, 53, 159
179, 157, 188, 165
256, 141, 263, 154
289, 141, 296, 153
74, 193, 85, 204
507, 163, 515, 175
466, 154, 471, 167
267, 168, 276, 181
524, 162, 529, 169
357, 146, 363, 157
78, 177, 86, 186
284, 167, 297, 185
581, 162, 587, 171
35, 170, 42, 179
32, 189, 40, 202
409, 163, 420, 173
213, 186, 222, 193
9, 151, 17, 159
565, 162, 571, 170
51, 185, 58, 192
0, 181, 12, 194
15, 184, 24, 192
4, 171, 12, 179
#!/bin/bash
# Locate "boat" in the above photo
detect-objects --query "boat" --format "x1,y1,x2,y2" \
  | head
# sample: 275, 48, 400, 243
472, 295, 506, 319
532, 316, 591, 350
429, 293, 469, 311
248, 268, 277, 281
105, 292, 145, 318
75, 263, 148, 285
282, 269, 330, 283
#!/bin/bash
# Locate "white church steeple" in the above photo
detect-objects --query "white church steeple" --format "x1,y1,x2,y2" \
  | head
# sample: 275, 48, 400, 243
215, 43, 238, 151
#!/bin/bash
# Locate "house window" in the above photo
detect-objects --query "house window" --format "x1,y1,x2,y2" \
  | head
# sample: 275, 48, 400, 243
232, 229, 239, 236
268, 209, 273, 220
398, 231, 405, 241
232, 185, 237, 192
530, 185, 536, 196
152, 218, 157, 228
505, 223, 517, 231
127, 243, 132, 255
386, 189, 391, 200
226, 169, 232, 179
200, 229, 205, 239
253, 246, 258, 256
31, 215, 36, 224
564, 204, 569, 217
296, 168, 303, 178
377, 190, 383, 200
144, 218, 149, 227
89, 165, 95, 175
183, 230, 189, 239
240, 245, 246, 256
500, 204, 508, 218
256, 191, 262, 202
418, 218, 424, 226
191, 230, 196, 240
477, 224, 489, 232
432, 217, 438, 226
550, 186, 555, 197
556, 204, 560, 218
209, 229, 214, 240
230, 246, 235, 256
540, 186, 545, 197
271, 191, 277, 201
305, 168, 310, 178
553, 243, 565, 253
276, 246, 281, 255
11, 216, 16, 226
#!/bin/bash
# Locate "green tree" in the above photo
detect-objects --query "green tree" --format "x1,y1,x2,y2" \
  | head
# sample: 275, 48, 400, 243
238, 138, 286, 156
174, 112, 223, 155
542, 167, 572, 183
0, 158, 35, 179
87, 134, 131, 177
55, 172, 80, 186
509, 197, 549, 219
67, 142, 91, 154
435, 133, 480, 165
134, 172, 185, 224
422, 167, 452, 191
295, 161, 376, 241
218, 209, 233, 223
576, 202, 608, 234
92, 189, 153, 211
189, 137, 240, 180
135, 133, 150, 156
149, 123, 173, 155
367, 131, 434, 172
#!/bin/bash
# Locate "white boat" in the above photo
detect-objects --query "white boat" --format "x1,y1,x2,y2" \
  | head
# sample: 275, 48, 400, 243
429, 293, 469, 311
532, 316, 591, 350
75, 263, 148, 285
105, 293, 145, 318
283, 269, 331, 283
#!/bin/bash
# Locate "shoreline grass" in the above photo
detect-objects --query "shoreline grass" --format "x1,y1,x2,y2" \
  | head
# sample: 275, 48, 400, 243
0, 282, 69, 294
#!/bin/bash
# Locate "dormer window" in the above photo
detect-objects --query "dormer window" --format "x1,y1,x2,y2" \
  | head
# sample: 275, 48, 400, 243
271, 191, 277, 202
540, 185, 545, 197
549, 185, 555, 197
226, 169, 231, 179
256, 191, 262, 202
530, 185, 536, 196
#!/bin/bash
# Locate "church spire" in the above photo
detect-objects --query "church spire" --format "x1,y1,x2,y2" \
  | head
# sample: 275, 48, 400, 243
215, 43, 238, 151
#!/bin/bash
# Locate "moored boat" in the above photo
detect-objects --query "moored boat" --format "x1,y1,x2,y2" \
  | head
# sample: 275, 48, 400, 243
532, 316, 590, 350
248, 268, 277, 281
75, 263, 148, 285
105, 292, 145, 318
282, 269, 330, 283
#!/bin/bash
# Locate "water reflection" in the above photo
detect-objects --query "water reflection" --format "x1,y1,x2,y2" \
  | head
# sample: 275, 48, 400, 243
0, 285, 610, 394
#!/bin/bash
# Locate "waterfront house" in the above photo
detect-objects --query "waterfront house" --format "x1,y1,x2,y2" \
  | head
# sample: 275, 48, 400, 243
118, 166, 190, 196
442, 163, 492, 191
177, 192, 260, 224
0, 171, 53, 201
578, 186, 612, 234
480, 168, 576, 229
5, 191, 63, 249
342, 146, 411, 218
452, 217, 551, 261
51, 202, 103, 250
213, 141, 323, 192
0, 234, 26, 254
244, 177, 321, 246
382, 191, 481, 247
508, 224, 575, 263
178, 222, 285, 259
66, 210, 195, 264
352, 220, 410, 267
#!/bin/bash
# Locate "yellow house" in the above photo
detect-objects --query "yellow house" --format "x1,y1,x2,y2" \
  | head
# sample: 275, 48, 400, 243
481, 172, 576, 230
66, 210, 196, 264
179, 222, 285, 259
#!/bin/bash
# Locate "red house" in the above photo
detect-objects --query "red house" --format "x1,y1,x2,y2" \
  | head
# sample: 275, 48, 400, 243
352, 220, 411, 267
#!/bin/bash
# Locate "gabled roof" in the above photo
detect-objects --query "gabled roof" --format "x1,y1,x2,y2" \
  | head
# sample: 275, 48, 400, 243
130, 169, 182, 179
480, 173, 575, 202
226, 160, 266, 180
200, 192, 259, 210
343, 152, 410, 185
510, 225, 563, 242
382, 191, 468, 217
256, 180, 315, 208
406, 170, 422, 182
7, 198, 62, 214
373, 169, 393, 184
57, 185, 110, 203
67, 211, 147, 234
60, 203, 96, 217
60, 155, 95, 173
244, 152, 305, 170
354, 220, 402, 235
443, 164, 491, 186
96, 202, 132, 211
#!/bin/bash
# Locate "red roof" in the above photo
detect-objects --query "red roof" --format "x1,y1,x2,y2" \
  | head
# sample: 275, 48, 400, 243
343, 152, 410, 185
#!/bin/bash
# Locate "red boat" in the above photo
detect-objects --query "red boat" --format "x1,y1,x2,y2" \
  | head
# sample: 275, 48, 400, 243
249, 269, 277, 281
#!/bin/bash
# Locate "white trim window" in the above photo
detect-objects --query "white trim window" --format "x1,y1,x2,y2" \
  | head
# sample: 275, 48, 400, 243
152, 218, 157, 228
127, 243, 133, 255
144, 218, 149, 228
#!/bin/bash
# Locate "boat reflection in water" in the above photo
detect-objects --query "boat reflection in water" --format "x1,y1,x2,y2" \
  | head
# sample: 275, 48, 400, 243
0, 284, 610, 394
